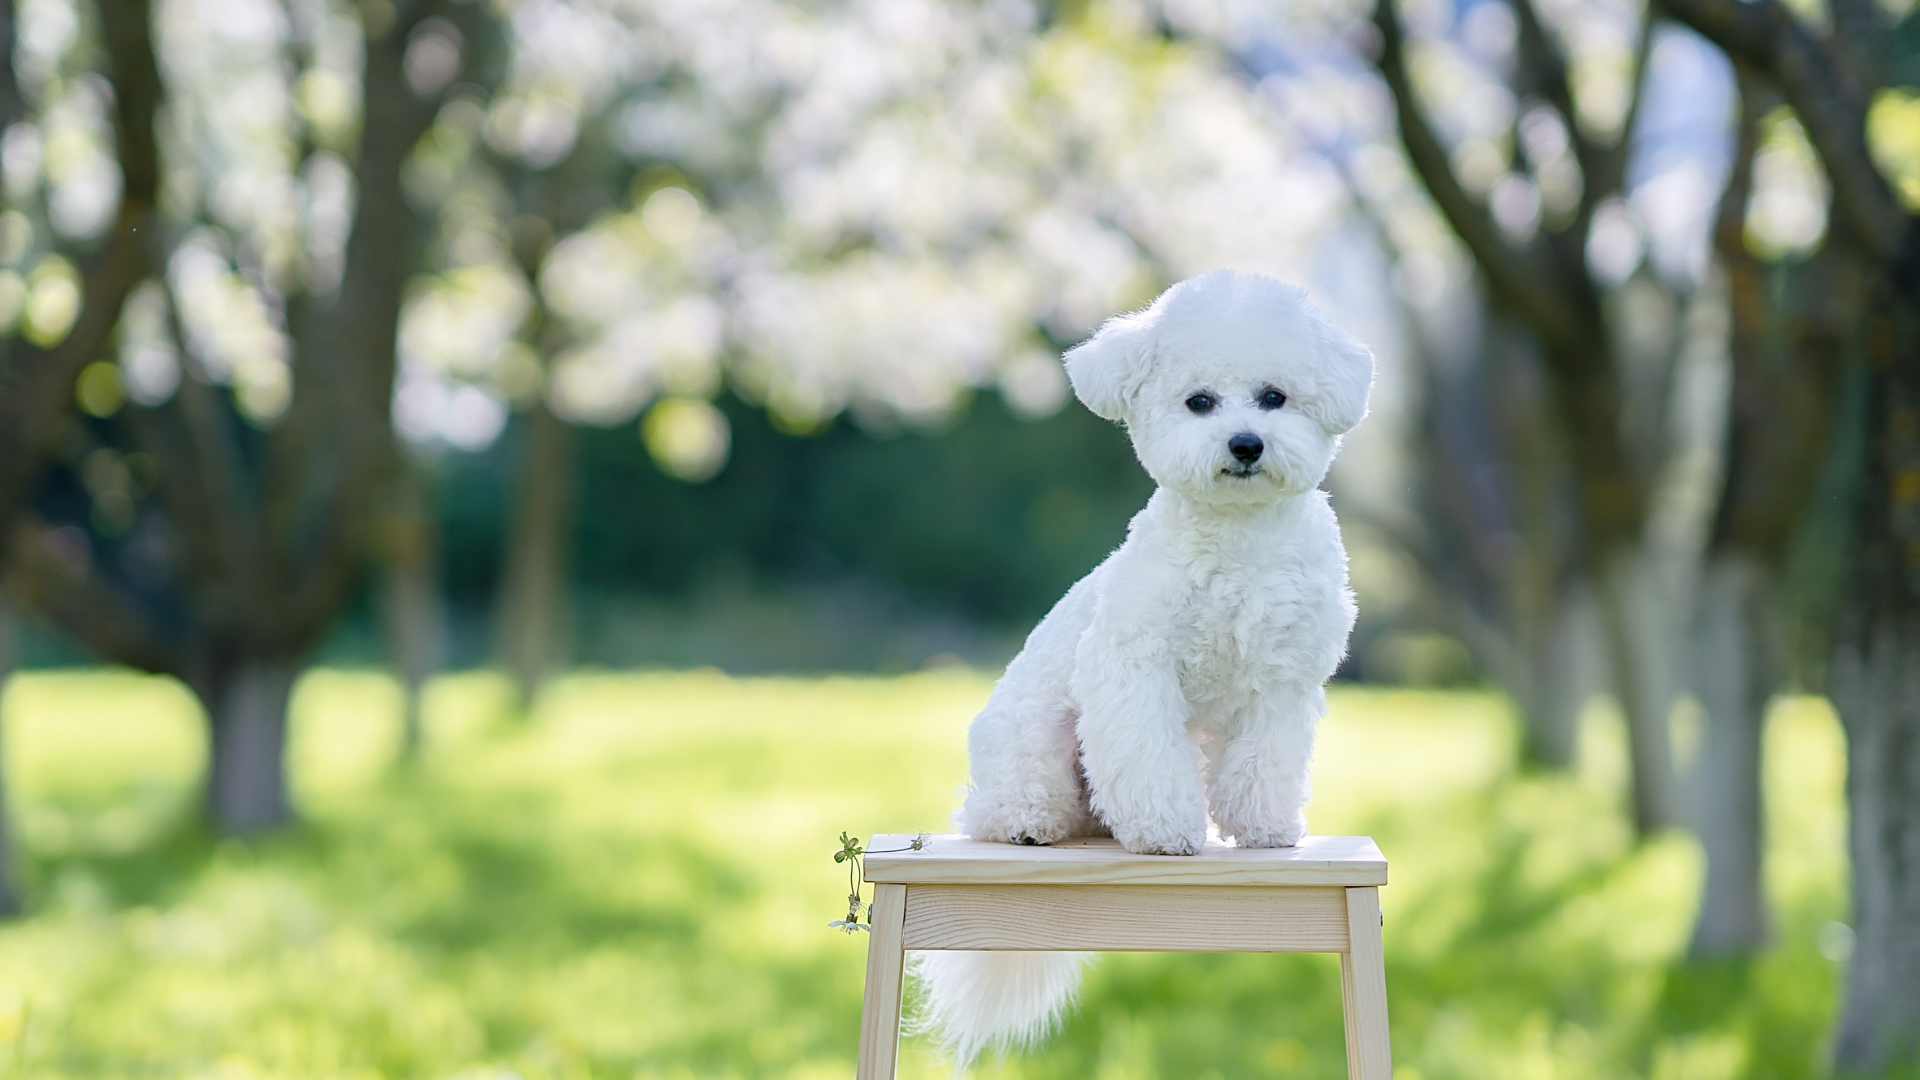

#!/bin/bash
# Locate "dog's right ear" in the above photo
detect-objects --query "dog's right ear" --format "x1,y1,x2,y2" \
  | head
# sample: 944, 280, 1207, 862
1064, 311, 1156, 423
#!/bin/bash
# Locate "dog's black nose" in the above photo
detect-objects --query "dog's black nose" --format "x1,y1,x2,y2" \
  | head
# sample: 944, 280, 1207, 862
1228, 433, 1264, 464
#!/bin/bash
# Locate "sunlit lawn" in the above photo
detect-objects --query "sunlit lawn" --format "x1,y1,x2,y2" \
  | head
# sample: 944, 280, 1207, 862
0, 668, 1851, 1079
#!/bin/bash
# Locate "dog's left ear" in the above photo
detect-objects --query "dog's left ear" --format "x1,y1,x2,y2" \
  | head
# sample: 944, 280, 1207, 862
1064, 310, 1157, 423
1308, 321, 1375, 435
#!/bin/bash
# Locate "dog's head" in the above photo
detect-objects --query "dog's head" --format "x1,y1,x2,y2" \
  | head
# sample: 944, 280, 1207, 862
1063, 271, 1373, 506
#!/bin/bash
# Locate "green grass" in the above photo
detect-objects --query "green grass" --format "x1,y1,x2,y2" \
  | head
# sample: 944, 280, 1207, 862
0, 669, 1853, 1079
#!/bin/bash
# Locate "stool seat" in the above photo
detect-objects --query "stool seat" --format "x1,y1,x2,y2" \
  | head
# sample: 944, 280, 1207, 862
854, 833, 1393, 1079
864, 832, 1387, 887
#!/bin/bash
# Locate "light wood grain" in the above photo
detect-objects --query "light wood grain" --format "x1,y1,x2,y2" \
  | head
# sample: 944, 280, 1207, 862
1341, 886, 1392, 1080
901, 883, 1350, 952
863, 834, 1387, 887
855, 883, 907, 1080
851, 833, 1393, 1078
1341, 951, 1363, 1073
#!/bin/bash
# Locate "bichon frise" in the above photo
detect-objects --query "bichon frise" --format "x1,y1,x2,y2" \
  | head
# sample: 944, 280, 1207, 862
915, 270, 1373, 1066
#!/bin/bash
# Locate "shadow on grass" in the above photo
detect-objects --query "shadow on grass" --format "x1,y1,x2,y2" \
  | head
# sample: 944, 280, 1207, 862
20, 820, 222, 914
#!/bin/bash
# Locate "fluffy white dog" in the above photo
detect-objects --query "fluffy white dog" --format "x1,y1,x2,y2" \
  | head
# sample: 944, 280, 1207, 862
914, 271, 1373, 1066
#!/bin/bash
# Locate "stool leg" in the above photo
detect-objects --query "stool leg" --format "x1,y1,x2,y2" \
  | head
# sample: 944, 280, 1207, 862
857, 883, 909, 1080
1340, 886, 1391, 1080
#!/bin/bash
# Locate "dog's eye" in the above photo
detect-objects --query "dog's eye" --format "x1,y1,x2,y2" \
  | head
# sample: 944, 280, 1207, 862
1185, 393, 1214, 415
1258, 388, 1288, 411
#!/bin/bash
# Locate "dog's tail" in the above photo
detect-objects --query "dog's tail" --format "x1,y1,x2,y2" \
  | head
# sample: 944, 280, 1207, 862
909, 951, 1091, 1068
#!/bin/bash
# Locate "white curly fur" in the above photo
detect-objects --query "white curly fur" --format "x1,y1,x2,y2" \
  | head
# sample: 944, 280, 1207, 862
916, 271, 1373, 1068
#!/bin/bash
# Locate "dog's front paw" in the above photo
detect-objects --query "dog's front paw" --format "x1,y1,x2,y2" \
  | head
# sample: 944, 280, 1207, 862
1230, 821, 1308, 849
960, 794, 1093, 848
1112, 822, 1206, 857
973, 822, 1069, 847
1009, 826, 1062, 846
970, 813, 1081, 847
1002, 809, 1090, 846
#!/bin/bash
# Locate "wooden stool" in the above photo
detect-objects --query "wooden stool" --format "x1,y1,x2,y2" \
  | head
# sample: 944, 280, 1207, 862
857, 833, 1391, 1079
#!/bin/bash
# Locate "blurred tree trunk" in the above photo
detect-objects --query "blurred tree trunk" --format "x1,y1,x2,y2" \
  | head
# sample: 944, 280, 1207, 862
1830, 605, 1920, 1067
1658, 0, 1920, 1055
1594, 551, 1682, 831
1501, 582, 1592, 769
1684, 71, 1851, 958
482, 144, 604, 714
1687, 553, 1773, 954
382, 460, 445, 758
1373, 0, 1684, 830
1368, 273, 1588, 768
0, 598, 18, 916
197, 652, 300, 832
1685, 79, 1775, 958
1827, 268, 1920, 1068
495, 400, 575, 709
1502, 313, 1590, 770
1481, 314, 1591, 770
1530, 584, 1597, 767
1829, 289, 1920, 1067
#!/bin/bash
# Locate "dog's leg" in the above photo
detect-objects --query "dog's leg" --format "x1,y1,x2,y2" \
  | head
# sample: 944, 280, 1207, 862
960, 701, 1094, 845
1072, 635, 1207, 856
959, 579, 1100, 845
1205, 684, 1322, 848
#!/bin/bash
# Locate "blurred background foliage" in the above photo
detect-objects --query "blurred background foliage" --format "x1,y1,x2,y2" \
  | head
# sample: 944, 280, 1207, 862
450, 391, 1155, 671
5, 0, 1920, 1073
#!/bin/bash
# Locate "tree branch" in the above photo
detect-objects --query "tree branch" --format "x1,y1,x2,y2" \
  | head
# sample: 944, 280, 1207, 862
276, 0, 469, 638
0, 0, 162, 554
0, 0, 24, 128
100, 0, 162, 209
1371, 0, 1577, 347
1584, 11, 1656, 223
1657, 0, 1909, 263
1512, 0, 1607, 205
1826, 0, 1889, 89
121, 382, 252, 605
0, 518, 185, 675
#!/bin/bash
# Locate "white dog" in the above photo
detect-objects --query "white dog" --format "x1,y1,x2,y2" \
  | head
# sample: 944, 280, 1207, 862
914, 271, 1373, 1066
